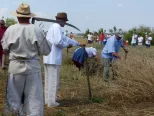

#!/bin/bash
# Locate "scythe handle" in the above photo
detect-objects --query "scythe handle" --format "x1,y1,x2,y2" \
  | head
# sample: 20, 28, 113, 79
84, 47, 92, 100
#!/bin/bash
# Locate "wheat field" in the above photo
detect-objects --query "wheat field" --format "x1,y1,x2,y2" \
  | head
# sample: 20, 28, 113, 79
1, 38, 154, 116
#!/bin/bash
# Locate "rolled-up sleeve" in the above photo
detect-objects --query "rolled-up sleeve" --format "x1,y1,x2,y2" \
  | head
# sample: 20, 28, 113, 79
66, 37, 80, 46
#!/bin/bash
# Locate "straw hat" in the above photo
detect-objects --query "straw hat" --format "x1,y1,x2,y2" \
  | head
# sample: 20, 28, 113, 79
55, 12, 68, 21
12, 3, 35, 18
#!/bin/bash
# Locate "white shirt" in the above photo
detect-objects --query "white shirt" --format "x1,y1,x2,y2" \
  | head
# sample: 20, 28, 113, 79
146, 37, 152, 45
43, 23, 80, 65
1, 24, 51, 74
86, 47, 97, 58
87, 34, 92, 41
131, 34, 137, 44
138, 37, 143, 43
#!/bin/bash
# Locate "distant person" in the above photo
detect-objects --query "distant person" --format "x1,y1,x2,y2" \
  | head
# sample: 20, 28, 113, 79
0, 20, 7, 69
145, 33, 152, 48
137, 34, 144, 47
87, 32, 93, 43
125, 40, 129, 47
107, 34, 111, 38
101, 33, 128, 82
70, 32, 74, 39
103, 36, 108, 45
99, 32, 105, 44
131, 32, 137, 46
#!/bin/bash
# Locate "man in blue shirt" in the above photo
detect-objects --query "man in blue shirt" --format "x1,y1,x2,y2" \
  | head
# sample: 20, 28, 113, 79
101, 33, 128, 82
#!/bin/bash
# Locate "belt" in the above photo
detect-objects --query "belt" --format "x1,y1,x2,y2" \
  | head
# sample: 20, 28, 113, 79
10, 59, 39, 62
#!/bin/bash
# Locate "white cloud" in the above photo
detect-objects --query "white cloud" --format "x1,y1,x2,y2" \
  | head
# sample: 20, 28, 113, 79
117, 3, 123, 7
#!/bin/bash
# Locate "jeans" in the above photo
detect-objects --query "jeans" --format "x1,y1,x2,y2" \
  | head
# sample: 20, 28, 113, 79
103, 58, 112, 81
146, 44, 150, 48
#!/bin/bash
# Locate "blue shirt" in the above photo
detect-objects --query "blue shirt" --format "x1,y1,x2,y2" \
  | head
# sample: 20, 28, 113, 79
101, 35, 124, 59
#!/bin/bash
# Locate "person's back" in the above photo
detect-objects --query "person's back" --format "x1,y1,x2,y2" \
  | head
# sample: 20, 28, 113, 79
2, 3, 51, 115
3, 24, 47, 74
6, 24, 41, 59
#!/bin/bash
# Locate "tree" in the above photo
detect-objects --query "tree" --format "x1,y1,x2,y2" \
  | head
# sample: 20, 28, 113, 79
113, 26, 117, 33
118, 28, 123, 33
98, 28, 103, 35
84, 28, 90, 38
5, 18, 17, 27
109, 29, 113, 34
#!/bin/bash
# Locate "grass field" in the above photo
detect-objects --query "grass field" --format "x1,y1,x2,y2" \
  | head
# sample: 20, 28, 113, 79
1, 38, 154, 116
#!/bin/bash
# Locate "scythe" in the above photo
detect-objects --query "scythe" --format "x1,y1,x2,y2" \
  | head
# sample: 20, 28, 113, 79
31, 17, 81, 32
32, 17, 81, 55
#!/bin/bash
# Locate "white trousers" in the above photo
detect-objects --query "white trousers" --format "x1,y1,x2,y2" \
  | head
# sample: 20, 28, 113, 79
44, 64, 60, 107
6, 72, 44, 116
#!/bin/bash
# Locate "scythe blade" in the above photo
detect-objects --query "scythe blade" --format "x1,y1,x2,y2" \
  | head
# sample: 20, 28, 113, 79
31, 17, 81, 32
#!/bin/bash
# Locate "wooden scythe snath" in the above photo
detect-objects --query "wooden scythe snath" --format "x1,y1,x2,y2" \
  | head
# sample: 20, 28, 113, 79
124, 52, 128, 60
83, 46, 92, 100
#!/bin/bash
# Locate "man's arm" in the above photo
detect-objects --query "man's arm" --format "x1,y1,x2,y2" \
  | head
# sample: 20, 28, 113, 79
46, 25, 70, 49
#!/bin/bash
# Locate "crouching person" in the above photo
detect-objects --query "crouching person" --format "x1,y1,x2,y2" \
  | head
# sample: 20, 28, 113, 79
101, 33, 128, 82
1, 3, 51, 116
72, 47, 97, 70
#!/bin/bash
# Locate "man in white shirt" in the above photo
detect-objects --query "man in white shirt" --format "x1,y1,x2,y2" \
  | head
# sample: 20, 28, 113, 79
87, 32, 93, 43
43, 12, 84, 107
131, 32, 137, 46
145, 33, 153, 48
1, 3, 51, 115
137, 34, 144, 46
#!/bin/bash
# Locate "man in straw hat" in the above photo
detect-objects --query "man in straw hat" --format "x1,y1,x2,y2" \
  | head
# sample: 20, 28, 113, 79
43, 12, 85, 107
1, 3, 51, 115
101, 33, 128, 82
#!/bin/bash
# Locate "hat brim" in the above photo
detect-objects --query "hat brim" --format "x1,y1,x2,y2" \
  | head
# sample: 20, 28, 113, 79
55, 16, 68, 21
11, 12, 36, 18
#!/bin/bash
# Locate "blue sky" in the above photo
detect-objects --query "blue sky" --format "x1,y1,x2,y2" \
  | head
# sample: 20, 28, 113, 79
0, 0, 154, 33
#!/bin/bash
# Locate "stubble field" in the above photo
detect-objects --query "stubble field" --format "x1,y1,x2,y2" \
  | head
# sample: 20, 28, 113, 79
1, 38, 154, 116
